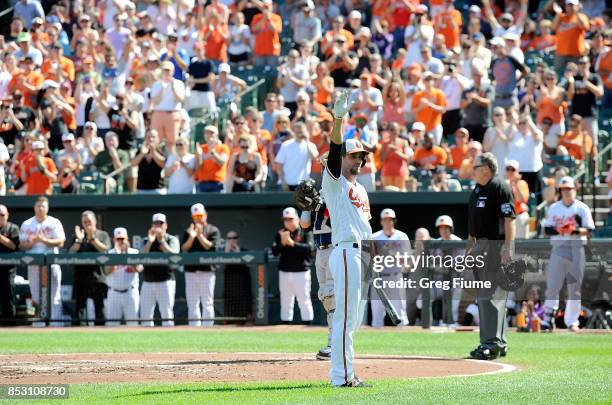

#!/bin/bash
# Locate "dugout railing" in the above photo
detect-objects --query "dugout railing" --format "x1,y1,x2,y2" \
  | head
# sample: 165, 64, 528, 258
3, 251, 268, 326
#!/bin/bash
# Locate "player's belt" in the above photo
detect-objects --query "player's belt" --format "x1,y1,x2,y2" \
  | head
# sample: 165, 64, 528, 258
112, 286, 135, 293
318, 244, 332, 250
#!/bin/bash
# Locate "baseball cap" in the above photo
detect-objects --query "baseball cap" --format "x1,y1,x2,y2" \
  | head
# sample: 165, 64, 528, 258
558, 176, 576, 189
31, 141, 45, 150
505, 159, 520, 171
358, 27, 371, 37
566, 0, 579, 5
469, 5, 481, 13
342, 139, 367, 156
191, 203, 206, 216
61, 133, 75, 142
414, 4, 428, 14
204, 125, 218, 135
490, 37, 505, 47
282, 207, 298, 219
500, 13, 514, 22
350, 79, 361, 88
303, 0, 315, 10
32, 17, 44, 25
161, 61, 174, 71
466, 140, 480, 151
114, 227, 128, 238
84, 121, 97, 130
426, 59, 444, 76
80, 14, 91, 21
16, 32, 31, 42
349, 10, 361, 19
411, 122, 426, 132
503, 32, 519, 42
152, 213, 167, 223
219, 63, 231, 74
435, 215, 454, 228
380, 208, 396, 219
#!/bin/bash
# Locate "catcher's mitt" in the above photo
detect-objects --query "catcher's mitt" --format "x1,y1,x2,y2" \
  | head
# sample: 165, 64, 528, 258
500, 257, 530, 291
294, 179, 322, 211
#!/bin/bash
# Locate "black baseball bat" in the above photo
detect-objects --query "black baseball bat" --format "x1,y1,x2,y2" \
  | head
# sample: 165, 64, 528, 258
373, 284, 402, 326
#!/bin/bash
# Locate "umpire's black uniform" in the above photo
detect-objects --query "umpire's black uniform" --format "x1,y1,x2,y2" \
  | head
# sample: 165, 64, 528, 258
468, 164, 516, 359
0, 220, 20, 326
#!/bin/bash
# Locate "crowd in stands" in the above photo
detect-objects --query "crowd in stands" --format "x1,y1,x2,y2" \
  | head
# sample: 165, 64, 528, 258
0, 0, 610, 215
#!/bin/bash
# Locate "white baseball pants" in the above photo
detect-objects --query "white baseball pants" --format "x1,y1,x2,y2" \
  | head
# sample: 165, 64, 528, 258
28, 265, 63, 325
185, 271, 216, 327
278, 270, 314, 322
106, 287, 139, 326
544, 247, 585, 328
140, 280, 176, 326
329, 243, 367, 386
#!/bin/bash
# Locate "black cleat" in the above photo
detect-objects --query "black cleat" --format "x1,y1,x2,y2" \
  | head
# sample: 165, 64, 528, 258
500, 346, 508, 357
316, 346, 331, 361
338, 377, 372, 388
469, 345, 500, 361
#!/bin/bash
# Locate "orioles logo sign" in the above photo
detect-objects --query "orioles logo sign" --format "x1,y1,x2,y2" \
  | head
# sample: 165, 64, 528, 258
349, 188, 370, 214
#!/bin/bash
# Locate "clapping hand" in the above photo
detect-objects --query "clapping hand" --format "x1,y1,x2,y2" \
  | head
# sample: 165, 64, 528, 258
147, 227, 156, 241
75, 225, 85, 241
187, 223, 197, 239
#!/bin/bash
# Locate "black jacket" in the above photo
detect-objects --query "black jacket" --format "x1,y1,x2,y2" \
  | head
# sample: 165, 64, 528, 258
271, 227, 314, 272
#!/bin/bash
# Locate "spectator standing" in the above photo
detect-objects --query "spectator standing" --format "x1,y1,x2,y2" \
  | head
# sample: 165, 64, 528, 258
349, 73, 383, 135
14, 0, 45, 30
8, 55, 43, 108
483, 107, 514, 170
165, 136, 196, 194
105, 227, 142, 326
199, 13, 229, 65
552, 0, 589, 76
380, 122, 413, 191
180, 203, 221, 326
13, 33, 43, 67
140, 213, 179, 327
251, 0, 282, 67
433, 0, 462, 51
161, 33, 189, 81
481, 0, 527, 38
440, 60, 470, 138
447, 128, 469, 171
536, 70, 565, 140
227, 136, 263, 192
413, 132, 448, 170
185, 43, 216, 113
92, 132, 129, 193
227, 12, 252, 65
19, 197, 65, 326
131, 129, 166, 194
0, 142, 8, 196
194, 125, 230, 193
271, 207, 315, 324
382, 77, 407, 127
274, 121, 318, 191
149, 61, 185, 149
78, 122, 104, 171
0, 205, 20, 326
490, 37, 527, 110
507, 114, 544, 199
504, 160, 531, 239
411, 72, 447, 145
293, 1, 322, 48
403, 6, 434, 67
20, 140, 57, 195
0, 97, 25, 150
460, 68, 492, 144
260, 93, 282, 133
277, 50, 309, 115
68, 211, 111, 325
325, 35, 358, 89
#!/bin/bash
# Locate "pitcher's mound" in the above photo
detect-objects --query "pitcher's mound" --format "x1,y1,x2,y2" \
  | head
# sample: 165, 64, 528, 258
0, 352, 515, 384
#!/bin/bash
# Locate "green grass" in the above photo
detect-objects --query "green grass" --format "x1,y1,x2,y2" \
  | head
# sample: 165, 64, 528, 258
1, 329, 610, 404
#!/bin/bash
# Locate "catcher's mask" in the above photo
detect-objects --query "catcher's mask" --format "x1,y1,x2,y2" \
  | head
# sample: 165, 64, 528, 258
341, 139, 368, 168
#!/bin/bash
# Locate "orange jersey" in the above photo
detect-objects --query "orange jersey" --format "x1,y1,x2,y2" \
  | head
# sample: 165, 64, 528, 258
251, 13, 282, 56
201, 23, 228, 62
8, 70, 44, 107
555, 13, 588, 57
536, 96, 564, 125
598, 50, 612, 90
558, 130, 593, 161
41, 56, 75, 82
194, 143, 230, 182
413, 146, 448, 167
448, 144, 468, 170
510, 179, 530, 215
411, 88, 447, 131
529, 34, 557, 51
433, 9, 462, 49
23, 156, 57, 195
321, 29, 354, 56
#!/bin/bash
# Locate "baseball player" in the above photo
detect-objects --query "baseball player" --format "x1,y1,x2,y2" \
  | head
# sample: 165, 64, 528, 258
321, 91, 372, 387
542, 176, 594, 332
297, 178, 335, 360
105, 227, 142, 326
181, 203, 221, 327
434, 215, 462, 326
140, 213, 180, 327
370, 209, 410, 328
19, 196, 65, 327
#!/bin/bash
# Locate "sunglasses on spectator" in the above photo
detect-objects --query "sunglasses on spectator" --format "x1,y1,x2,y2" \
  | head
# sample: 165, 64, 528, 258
234, 120, 245, 125
115, 237, 126, 241
494, 113, 504, 117
506, 167, 516, 172
518, 121, 527, 125
240, 144, 249, 149
227, 235, 239, 240
175, 142, 185, 146
545, 77, 555, 81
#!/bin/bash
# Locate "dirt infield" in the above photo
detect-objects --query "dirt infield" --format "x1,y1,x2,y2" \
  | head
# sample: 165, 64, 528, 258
0, 352, 515, 384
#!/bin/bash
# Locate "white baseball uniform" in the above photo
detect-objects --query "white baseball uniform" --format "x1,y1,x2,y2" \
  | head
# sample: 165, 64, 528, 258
435, 234, 463, 324
105, 247, 141, 326
543, 199, 594, 328
19, 215, 66, 326
321, 166, 372, 386
370, 229, 410, 328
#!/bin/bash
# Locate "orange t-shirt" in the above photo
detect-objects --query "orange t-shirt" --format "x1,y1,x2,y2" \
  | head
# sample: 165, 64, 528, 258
555, 13, 588, 57
529, 35, 557, 51
23, 156, 57, 195
255, 130, 272, 165
381, 138, 409, 177
313, 76, 334, 105
558, 130, 593, 161
413, 146, 447, 167
598, 50, 612, 90
62, 95, 77, 130
251, 13, 282, 56
194, 143, 230, 182
411, 88, 447, 131
448, 144, 468, 170
201, 24, 229, 62
8, 70, 44, 107
41, 56, 75, 82
321, 29, 354, 56
433, 9, 462, 49
536, 96, 564, 125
